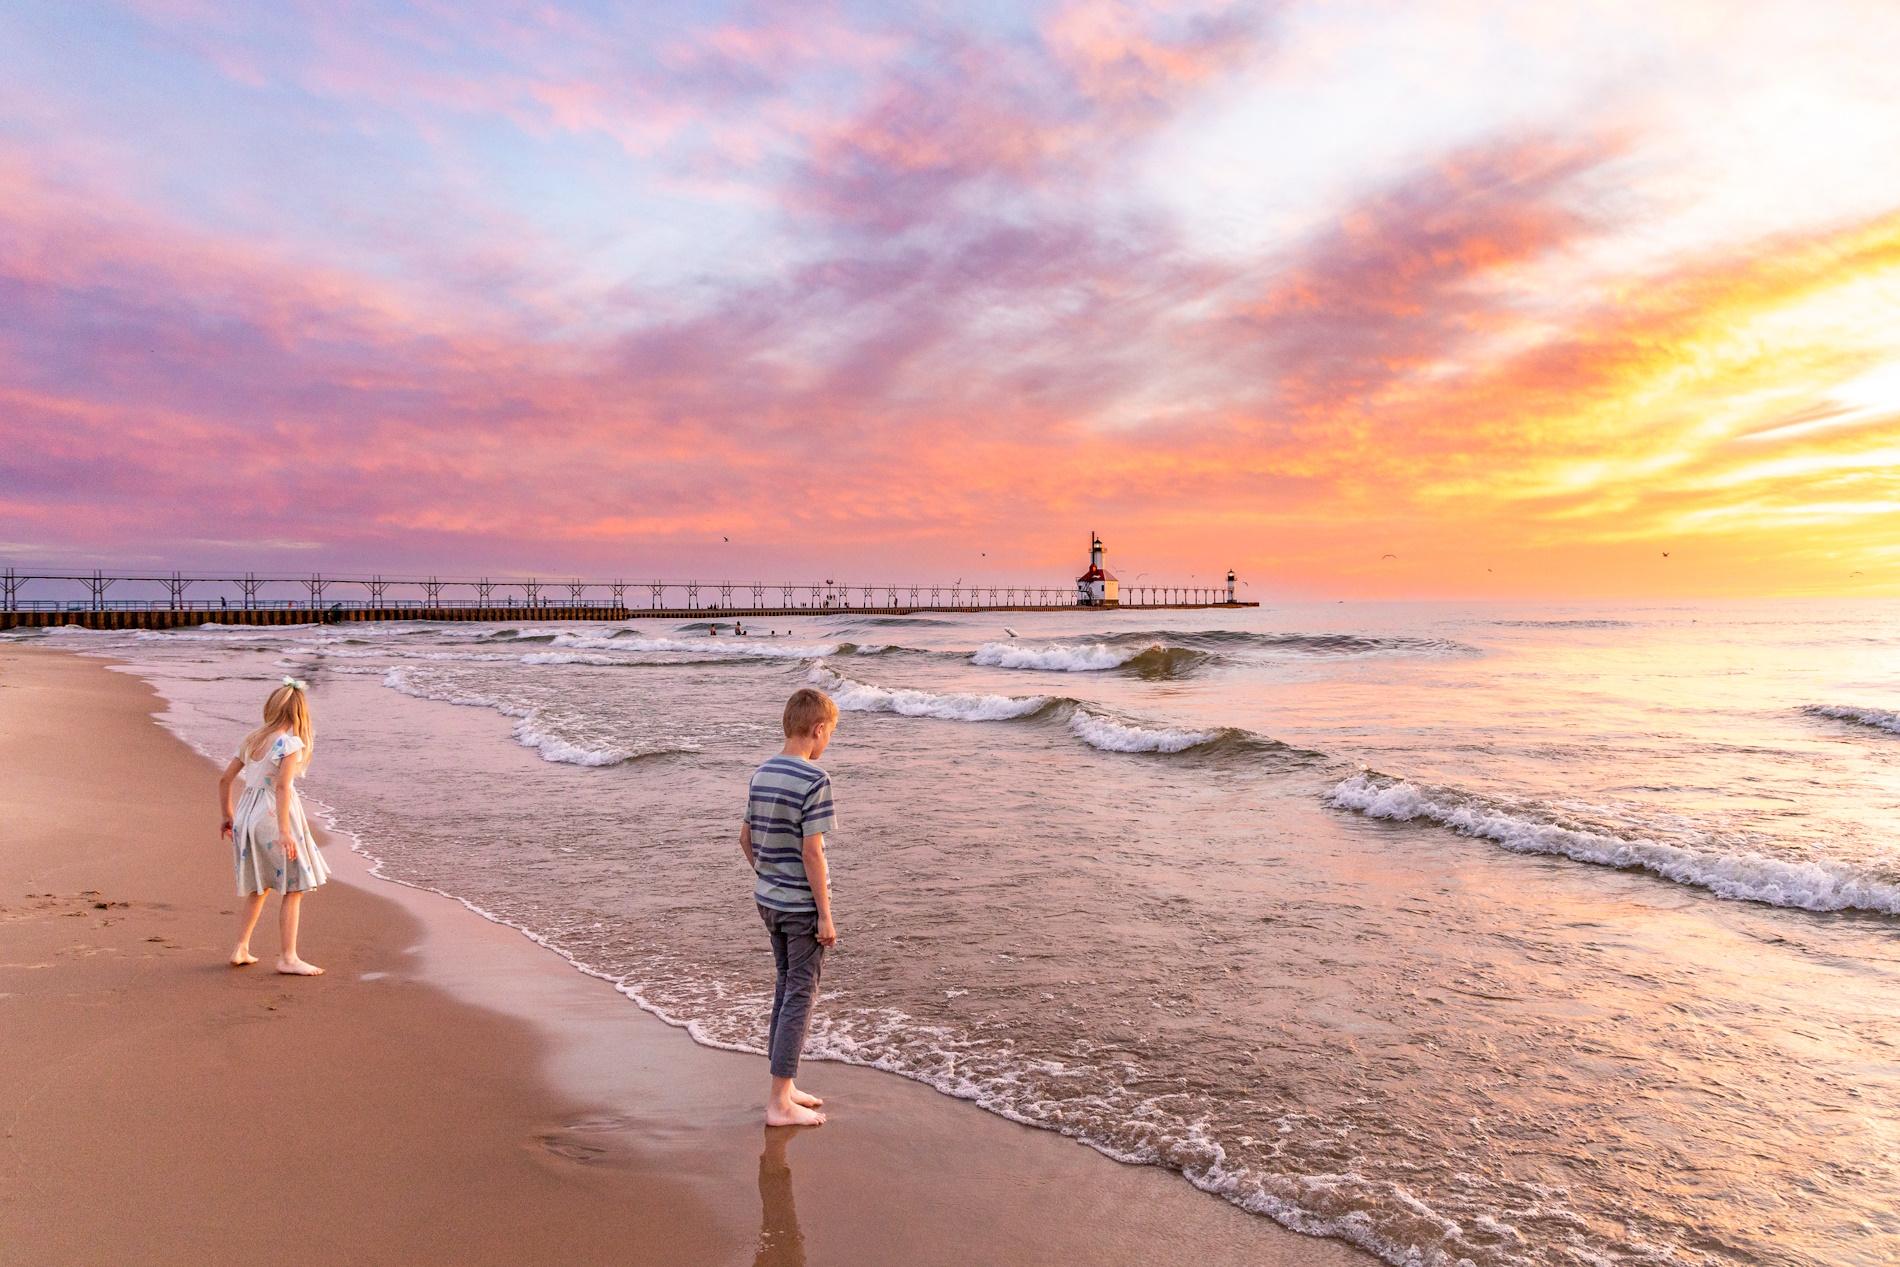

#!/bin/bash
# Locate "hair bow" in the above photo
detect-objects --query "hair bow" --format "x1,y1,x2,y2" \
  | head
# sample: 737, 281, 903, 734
282, 676, 308, 692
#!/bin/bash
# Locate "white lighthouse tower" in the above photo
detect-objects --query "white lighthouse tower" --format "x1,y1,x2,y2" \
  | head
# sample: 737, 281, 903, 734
1075, 532, 1120, 607
1226, 569, 1236, 604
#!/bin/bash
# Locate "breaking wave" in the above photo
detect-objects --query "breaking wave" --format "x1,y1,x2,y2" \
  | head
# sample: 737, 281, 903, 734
1065, 710, 1223, 753
972, 641, 1214, 677
1327, 773, 1900, 916
972, 630, 1464, 675
551, 632, 847, 658
380, 668, 693, 768
812, 666, 1058, 723
813, 667, 1310, 762
1804, 704, 1900, 736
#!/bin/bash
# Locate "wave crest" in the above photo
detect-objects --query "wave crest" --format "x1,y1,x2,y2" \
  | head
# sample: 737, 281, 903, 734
972, 640, 1213, 675
1804, 704, 1900, 736
1327, 773, 1900, 916
380, 668, 691, 768
552, 632, 842, 658
812, 667, 1056, 723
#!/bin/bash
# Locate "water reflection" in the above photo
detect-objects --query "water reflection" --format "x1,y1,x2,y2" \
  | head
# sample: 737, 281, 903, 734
753, 1129, 805, 1267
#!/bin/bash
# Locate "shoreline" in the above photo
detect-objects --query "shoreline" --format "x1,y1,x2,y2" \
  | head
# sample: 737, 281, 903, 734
0, 646, 1368, 1266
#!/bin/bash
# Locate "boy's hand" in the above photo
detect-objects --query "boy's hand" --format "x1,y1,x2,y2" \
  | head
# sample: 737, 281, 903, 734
816, 914, 837, 947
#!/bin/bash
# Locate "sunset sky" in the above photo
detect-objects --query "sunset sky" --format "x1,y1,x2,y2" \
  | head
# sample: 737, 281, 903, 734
3, 0, 1898, 597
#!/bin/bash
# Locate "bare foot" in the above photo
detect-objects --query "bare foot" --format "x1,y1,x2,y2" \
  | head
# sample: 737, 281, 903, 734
765, 1102, 826, 1127
789, 1085, 824, 1108
229, 949, 259, 967
275, 957, 325, 976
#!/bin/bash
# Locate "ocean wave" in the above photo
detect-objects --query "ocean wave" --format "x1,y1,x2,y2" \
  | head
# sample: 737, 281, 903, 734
813, 667, 1309, 762
551, 632, 843, 658
1104, 629, 1480, 658
481, 627, 561, 643
972, 641, 1140, 671
1066, 710, 1224, 753
314, 646, 520, 664
1491, 618, 1635, 629
519, 649, 780, 669
812, 666, 1056, 723
825, 614, 961, 627
1327, 773, 1900, 916
1804, 704, 1900, 735
133, 627, 317, 642
980, 630, 1482, 668
972, 640, 1217, 678
380, 668, 690, 768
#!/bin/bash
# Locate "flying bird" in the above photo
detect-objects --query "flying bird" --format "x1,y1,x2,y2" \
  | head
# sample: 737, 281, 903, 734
1661, 552, 1670, 558
722, 535, 729, 542
1381, 553, 1398, 560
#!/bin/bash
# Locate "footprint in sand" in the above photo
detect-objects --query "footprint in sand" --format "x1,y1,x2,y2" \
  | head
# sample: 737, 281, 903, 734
538, 1133, 612, 1163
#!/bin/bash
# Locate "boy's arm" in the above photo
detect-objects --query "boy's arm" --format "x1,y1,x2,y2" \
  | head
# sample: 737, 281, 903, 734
802, 832, 836, 946
738, 820, 755, 870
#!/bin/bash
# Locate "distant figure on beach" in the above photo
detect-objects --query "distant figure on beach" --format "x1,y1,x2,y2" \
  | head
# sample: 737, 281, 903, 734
738, 687, 839, 1127
216, 676, 328, 975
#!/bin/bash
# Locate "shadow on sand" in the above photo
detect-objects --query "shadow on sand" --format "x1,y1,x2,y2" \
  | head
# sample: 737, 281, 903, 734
754, 1129, 807, 1267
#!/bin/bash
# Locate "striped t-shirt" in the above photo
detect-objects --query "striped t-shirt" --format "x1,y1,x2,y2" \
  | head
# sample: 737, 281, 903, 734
748, 755, 837, 913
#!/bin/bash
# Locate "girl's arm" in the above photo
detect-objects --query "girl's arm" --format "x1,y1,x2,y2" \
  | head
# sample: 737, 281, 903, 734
218, 758, 241, 839
274, 759, 300, 863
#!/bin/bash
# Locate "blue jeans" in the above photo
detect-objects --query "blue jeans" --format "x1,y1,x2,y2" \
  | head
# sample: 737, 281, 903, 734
758, 903, 825, 1079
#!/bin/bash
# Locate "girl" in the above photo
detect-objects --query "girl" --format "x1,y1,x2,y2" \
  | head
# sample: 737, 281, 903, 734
217, 677, 330, 975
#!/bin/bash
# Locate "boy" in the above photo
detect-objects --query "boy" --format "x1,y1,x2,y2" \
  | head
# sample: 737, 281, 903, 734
739, 687, 839, 1126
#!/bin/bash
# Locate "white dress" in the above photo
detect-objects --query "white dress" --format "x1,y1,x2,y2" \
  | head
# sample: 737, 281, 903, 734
231, 733, 329, 896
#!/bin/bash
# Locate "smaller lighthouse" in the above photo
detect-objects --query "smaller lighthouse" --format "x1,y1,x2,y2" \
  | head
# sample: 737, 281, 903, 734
1226, 570, 1237, 604
1075, 532, 1120, 607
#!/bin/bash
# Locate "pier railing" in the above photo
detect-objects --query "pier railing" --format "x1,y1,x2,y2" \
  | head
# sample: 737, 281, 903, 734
0, 567, 1254, 628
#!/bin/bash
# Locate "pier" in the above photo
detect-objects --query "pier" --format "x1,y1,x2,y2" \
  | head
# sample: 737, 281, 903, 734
0, 569, 1257, 631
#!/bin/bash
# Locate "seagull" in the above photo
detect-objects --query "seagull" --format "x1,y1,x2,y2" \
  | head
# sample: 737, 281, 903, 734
1661, 552, 1670, 558
722, 536, 729, 542
1381, 553, 1398, 560
1852, 571, 1864, 577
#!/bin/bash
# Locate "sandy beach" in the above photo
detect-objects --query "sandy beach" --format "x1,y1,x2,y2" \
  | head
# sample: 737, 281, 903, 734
0, 646, 1367, 1267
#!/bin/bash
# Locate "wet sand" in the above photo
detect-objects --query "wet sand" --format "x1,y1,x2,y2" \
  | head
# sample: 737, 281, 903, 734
0, 647, 1367, 1266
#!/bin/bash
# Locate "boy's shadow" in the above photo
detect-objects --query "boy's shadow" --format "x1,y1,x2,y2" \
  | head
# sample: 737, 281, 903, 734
754, 1128, 807, 1267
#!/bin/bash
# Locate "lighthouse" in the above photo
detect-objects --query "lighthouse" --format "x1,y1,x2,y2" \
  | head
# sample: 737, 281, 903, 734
1075, 532, 1120, 607
1226, 569, 1237, 604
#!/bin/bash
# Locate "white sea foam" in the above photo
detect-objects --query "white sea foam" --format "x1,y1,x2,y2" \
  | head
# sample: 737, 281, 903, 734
519, 650, 754, 668
133, 628, 309, 641
1067, 710, 1219, 753
812, 666, 1050, 722
1805, 704, 1900, 735
552, 632, 841, 658
1327, 773, 1900, 915
380, 668, 651, 768
972, 641, 1148, 671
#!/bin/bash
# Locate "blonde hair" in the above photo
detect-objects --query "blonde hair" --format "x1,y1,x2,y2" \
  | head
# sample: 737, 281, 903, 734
242, 682, 315, 769
782, 687, 838, 738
